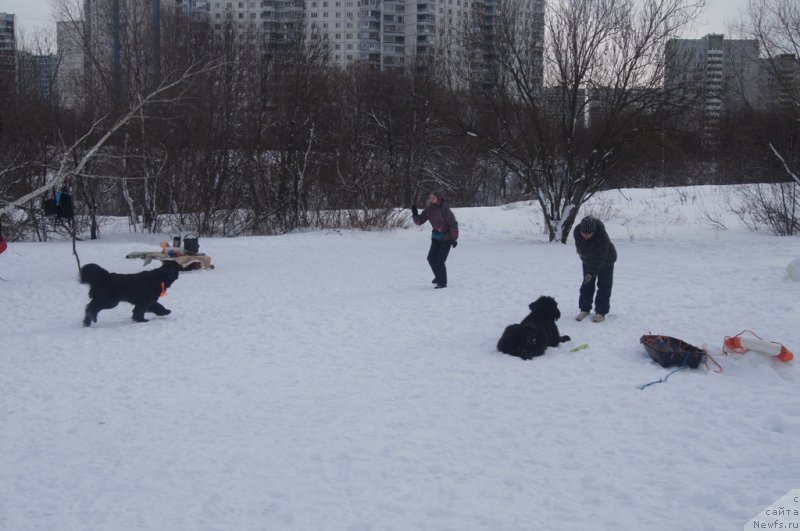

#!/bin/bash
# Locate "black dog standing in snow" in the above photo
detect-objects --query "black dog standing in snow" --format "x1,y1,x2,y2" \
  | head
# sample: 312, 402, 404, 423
79, 262, 180, 326
497, 296, 571, 360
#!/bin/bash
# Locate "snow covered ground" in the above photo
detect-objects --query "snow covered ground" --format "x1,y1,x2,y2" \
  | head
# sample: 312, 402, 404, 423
1, 185, 798, 531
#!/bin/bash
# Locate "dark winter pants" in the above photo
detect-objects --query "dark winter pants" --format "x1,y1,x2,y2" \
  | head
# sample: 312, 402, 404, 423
427, 239, 452, 286
580, 263, 614, 315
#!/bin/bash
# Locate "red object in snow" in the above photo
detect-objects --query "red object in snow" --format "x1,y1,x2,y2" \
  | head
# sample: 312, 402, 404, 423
0, 238, 7, 256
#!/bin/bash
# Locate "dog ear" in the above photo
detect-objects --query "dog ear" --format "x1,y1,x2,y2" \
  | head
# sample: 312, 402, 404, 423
546, 298, 561, 321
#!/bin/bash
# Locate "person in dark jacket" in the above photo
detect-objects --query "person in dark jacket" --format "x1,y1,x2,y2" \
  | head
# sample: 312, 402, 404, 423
412, 191, 459, 289
573, 216, 617, 322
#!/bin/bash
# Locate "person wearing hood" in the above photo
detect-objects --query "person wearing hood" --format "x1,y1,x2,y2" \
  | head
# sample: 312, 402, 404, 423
573, 216, 617, 323
411, 191, 459, 289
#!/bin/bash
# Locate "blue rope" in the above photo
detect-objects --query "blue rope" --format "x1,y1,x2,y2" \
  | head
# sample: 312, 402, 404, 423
637, 352, 691, 390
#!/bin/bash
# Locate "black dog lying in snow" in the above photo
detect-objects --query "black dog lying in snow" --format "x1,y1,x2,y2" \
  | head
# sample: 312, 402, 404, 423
497, 296, 571, 360
79, 262, 180, 326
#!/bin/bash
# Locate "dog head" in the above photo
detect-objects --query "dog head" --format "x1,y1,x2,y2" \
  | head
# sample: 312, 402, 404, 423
528, 296, 561, 322
159, 261, 181, 288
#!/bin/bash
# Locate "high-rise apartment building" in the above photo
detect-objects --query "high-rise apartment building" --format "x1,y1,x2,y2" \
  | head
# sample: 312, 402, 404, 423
57, 0, 198, 109
759, 53, 800, 110
18, 53, 60, 103
57, 20, 86, 109
207, 0, 544, 73
665, 34, 761, 138
0, 13, 16, 96
665, 34, 800, 141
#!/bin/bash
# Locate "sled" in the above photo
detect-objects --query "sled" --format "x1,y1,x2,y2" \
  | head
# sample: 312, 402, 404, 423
640, 335, 705, 369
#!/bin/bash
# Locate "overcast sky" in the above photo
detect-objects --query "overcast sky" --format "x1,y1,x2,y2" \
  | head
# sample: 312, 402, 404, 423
5, 0, 750, 41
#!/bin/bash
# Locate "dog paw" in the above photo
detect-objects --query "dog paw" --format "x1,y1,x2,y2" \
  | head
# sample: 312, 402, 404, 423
561, 335, 571, 342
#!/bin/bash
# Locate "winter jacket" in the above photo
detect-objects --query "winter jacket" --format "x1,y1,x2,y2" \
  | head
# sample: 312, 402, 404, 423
413, 201, 459, 241
573, 218, 616, 276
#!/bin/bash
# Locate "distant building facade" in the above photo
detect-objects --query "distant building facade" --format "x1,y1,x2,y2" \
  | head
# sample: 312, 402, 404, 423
57, 20, 86, 110
205, 0, 545, 73
0, 13, 16, 97
758, 53, 800, 110
18, 53, 59, 103
665, 34, 761, 141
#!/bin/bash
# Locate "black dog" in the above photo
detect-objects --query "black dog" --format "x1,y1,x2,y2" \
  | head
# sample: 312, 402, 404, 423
497, 296, 571, 360
79, 262, 180, 326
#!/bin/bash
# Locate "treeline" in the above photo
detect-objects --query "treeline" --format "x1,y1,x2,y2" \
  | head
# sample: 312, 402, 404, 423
0, 0, 798, 241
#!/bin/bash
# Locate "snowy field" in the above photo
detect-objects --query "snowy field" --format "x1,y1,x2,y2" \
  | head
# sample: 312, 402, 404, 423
1, 185, 798, 531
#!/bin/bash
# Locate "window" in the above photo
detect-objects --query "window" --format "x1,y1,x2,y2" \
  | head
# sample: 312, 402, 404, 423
239, 12, 244, 17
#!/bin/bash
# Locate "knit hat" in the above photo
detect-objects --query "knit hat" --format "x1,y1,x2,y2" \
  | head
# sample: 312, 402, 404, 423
579, 216, 598, 234
429, 190, 444, 202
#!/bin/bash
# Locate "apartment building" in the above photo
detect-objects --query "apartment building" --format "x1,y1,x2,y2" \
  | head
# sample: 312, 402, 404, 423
208, 0, 544, 73
0, 13, 16, 96
18, 52, 60, 103
665, 34, 761, 138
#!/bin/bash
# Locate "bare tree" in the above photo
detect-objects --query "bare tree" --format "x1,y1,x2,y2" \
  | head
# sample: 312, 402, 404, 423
453, 0, 704, 242
1, 63, 217, 218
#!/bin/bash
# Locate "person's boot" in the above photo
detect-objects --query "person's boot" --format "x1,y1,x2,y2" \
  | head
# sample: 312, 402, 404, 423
576, 311, 590, 321
435, 284, 447, 289
432, 278, 438, 284
592, 314, 606, 323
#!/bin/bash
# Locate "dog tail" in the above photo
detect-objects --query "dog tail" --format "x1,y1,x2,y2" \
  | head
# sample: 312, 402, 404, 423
79, 263, 109, 286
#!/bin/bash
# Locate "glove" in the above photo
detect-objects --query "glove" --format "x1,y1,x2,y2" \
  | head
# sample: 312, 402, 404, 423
582, 273, 593, 286
411, 205, 418, 216
451, 241, 458, 248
